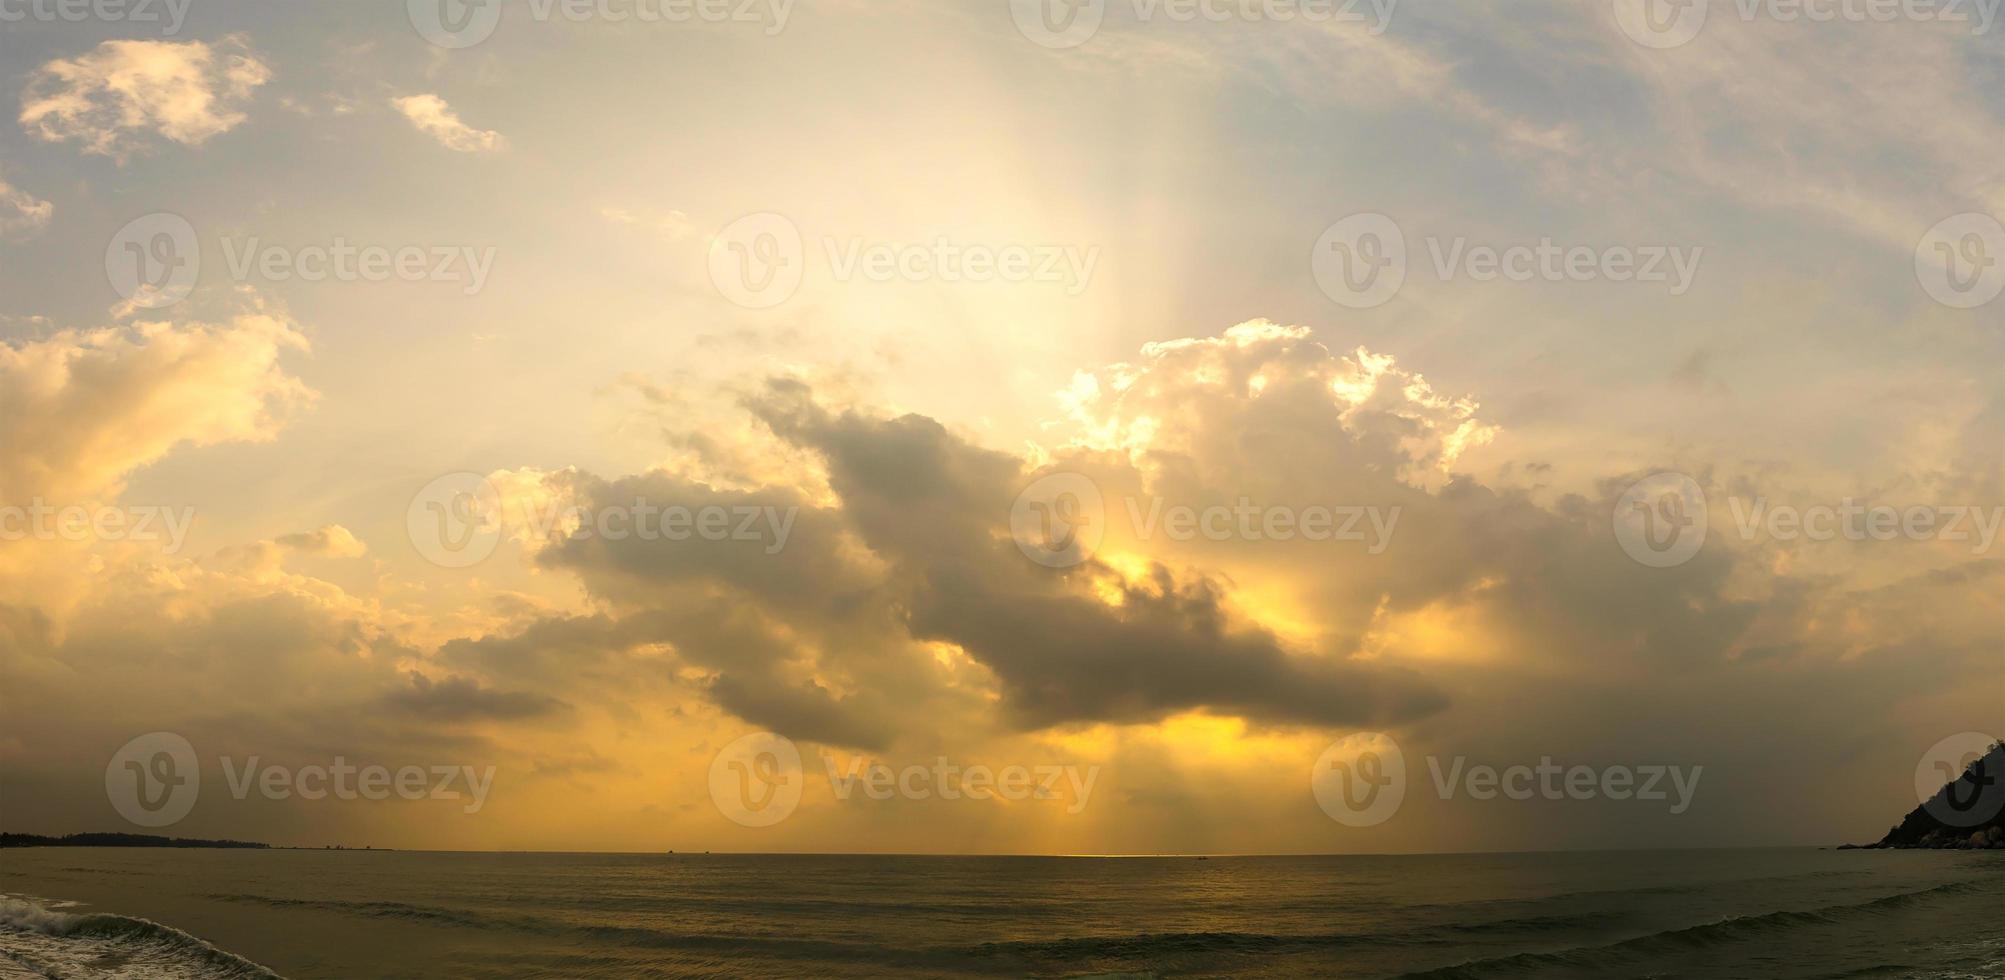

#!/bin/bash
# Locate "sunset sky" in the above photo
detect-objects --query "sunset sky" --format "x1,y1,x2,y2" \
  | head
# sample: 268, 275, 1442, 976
2, 0, 2003, 854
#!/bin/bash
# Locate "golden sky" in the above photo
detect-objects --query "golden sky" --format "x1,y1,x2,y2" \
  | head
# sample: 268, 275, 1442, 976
1, 0, 2002, 854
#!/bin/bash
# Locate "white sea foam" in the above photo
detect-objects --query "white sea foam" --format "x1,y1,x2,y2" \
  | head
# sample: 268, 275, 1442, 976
0, 894, 282, 979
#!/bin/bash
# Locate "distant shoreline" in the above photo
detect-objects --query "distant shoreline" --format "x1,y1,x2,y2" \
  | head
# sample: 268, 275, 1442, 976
0, 832, 393, 850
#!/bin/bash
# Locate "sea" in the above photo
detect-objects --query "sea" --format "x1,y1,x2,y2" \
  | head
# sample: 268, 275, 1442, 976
0, 847, 2000, 978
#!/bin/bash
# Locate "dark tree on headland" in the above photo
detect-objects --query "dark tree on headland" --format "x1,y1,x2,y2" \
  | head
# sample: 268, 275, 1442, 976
1852, 740, 2005, 850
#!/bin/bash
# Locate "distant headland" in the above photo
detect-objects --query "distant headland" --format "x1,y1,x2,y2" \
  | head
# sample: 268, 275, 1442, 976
1847, 740, 2005, 850
0, 832, 271, 849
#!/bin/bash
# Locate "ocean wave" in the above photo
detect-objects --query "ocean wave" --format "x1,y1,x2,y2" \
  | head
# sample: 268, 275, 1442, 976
1391, 880, 1991, 979
963, 912, 1622, 962
0, 895, 283, 980
207, 889, 1618, 966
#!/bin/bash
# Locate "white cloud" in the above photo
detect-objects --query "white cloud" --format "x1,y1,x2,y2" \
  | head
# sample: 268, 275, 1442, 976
19, 36, 270, 160
0, 311, 313, 503
0, 177, 52, 240
392, 93, 505, 153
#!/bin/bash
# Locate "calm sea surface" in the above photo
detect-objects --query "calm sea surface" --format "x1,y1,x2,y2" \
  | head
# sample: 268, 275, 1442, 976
2, 848, 2001, 978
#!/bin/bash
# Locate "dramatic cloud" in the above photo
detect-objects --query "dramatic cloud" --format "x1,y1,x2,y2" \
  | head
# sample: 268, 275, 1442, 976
19, 36, 270, 159
0, 312, 312, 503
392, 94, 505, 152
